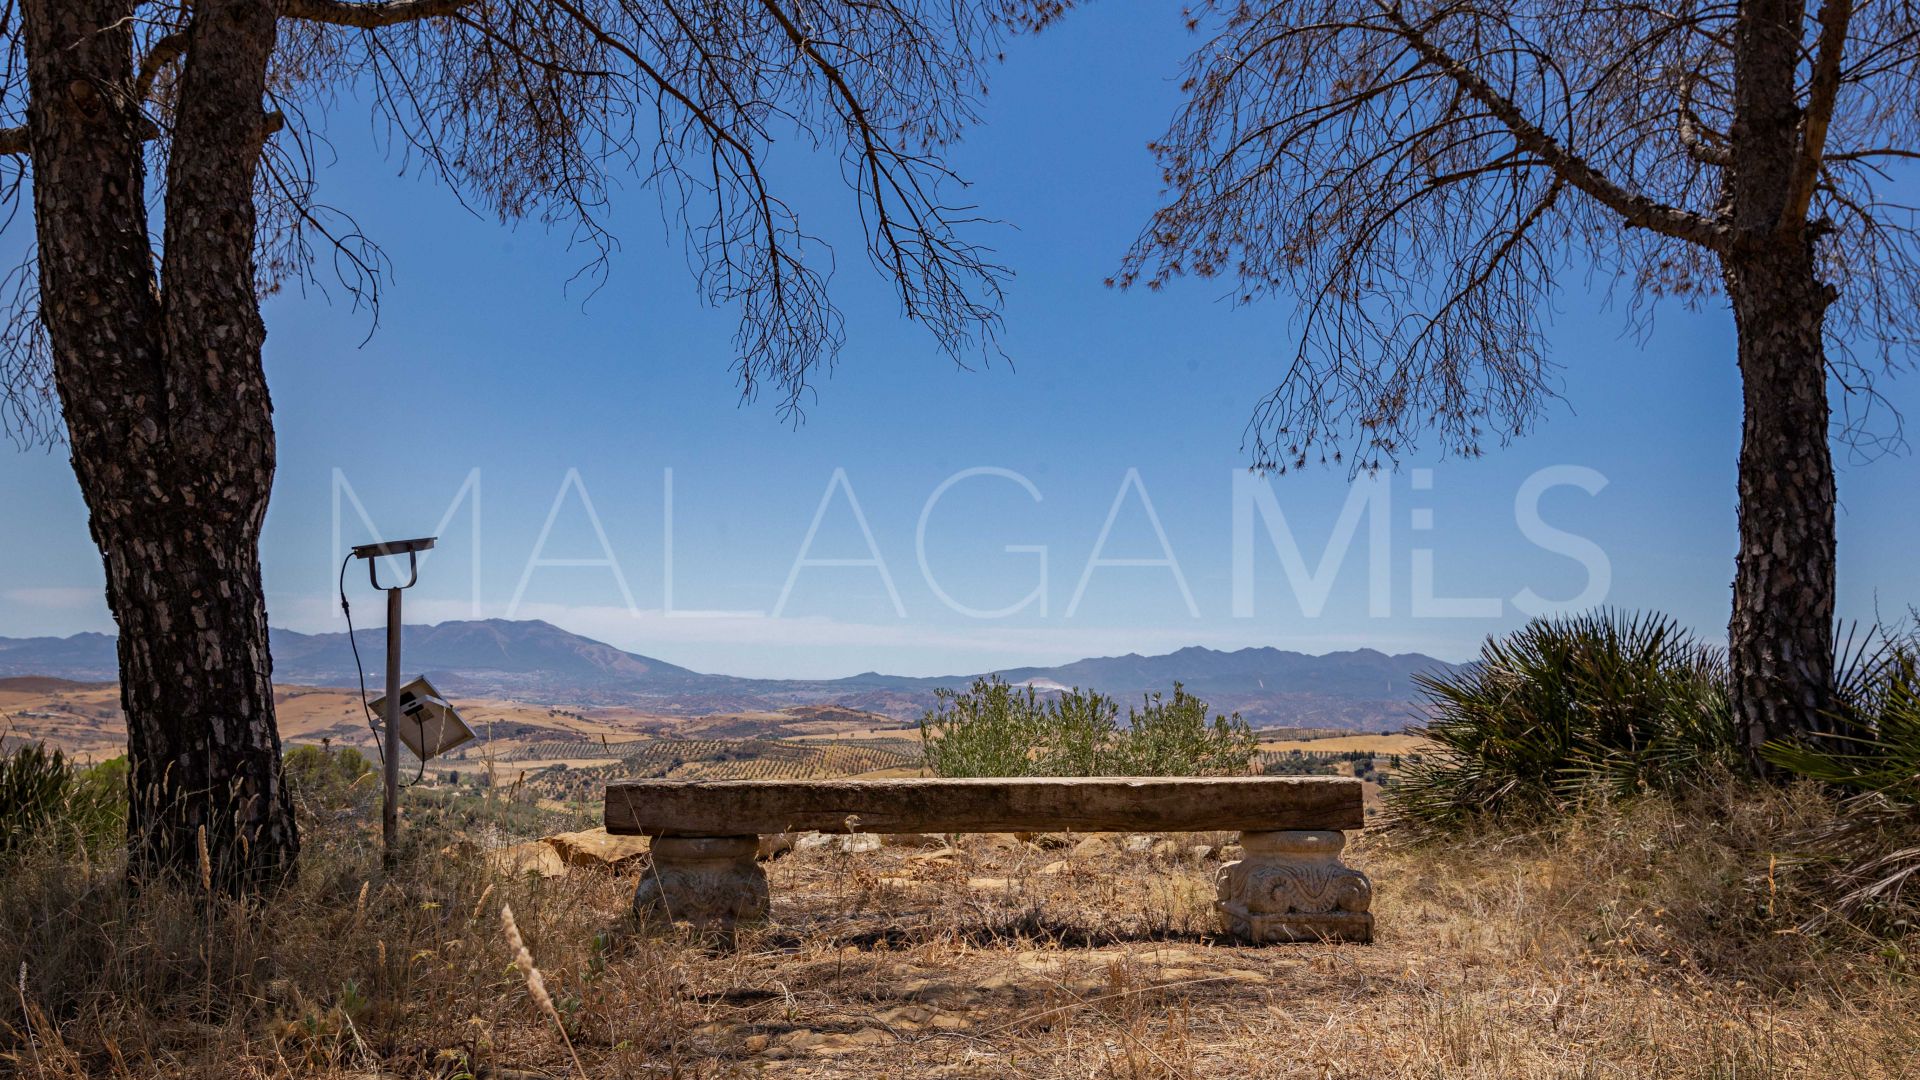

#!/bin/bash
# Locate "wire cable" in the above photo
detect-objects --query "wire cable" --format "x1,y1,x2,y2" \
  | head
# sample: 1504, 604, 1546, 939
339, 553, 386, 768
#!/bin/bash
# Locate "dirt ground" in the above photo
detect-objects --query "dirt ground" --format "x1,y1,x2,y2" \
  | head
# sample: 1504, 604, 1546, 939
466, 809, 1918, 1079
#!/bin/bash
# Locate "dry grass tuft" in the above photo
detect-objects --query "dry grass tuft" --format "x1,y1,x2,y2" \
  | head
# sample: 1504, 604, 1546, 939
0, 777, 1914, 1077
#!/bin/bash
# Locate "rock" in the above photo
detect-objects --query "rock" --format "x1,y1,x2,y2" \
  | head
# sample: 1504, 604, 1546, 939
1150, 839, 1179, 861
1135, 948, 1207, 966
486, 841, 566, 879
967, 877, 1011, 891
1013, 952, 1064, 974
873, 1005, 971, 1032
1026, 832, 1073, 850
757, 833, 796, 860
1189, 843, 1220, 862
1071, 836, 1111, 859
795, 832, 837, 851
1036, 860, 1069, 876
840, 833, 883, 854
1123, 834, 1158, 854
974, 972, 1025, 992
881, 832, 943, 848
542, 828, 649, 871
908, 846, 960, 863
896, 975, 973, 1001
778, 1028, 891, 1053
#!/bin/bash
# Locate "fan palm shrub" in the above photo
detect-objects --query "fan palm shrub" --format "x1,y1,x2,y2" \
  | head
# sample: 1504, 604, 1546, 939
1390, 610, 1738, 830
1764, 631, 1920, 930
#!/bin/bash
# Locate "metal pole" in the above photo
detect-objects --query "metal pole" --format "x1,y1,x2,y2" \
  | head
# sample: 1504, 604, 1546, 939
383, 585, 402, 864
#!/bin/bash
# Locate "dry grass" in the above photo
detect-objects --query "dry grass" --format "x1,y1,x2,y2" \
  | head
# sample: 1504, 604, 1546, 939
2, 779, 1916, 1078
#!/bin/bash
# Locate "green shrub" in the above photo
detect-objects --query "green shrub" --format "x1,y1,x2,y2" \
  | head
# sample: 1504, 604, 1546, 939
1105, 684, 1259, 777
67, 756, 127, 853
920, 676, 1255, 777
285, 743, 377, 818
1389, 610, 1737, 830
0, 743, 124, 859
919, 676, 1049, 777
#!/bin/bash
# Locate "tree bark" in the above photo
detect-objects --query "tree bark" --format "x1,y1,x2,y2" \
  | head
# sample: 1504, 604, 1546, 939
1725, 241, 1837, 771
1721, 0, 1839, 771
23, 0, 297, 894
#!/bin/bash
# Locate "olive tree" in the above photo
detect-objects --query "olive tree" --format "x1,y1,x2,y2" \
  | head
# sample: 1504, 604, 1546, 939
1118, 0, 1920, 767
0, 0, 1024, 893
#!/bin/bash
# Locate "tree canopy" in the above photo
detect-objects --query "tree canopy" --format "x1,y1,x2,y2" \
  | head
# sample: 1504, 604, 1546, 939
1120, 0, 1920, 472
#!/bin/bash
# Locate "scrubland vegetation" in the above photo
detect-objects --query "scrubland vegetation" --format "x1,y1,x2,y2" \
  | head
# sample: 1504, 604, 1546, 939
919, 678, 1258, 779
2, 610, 1918, 1076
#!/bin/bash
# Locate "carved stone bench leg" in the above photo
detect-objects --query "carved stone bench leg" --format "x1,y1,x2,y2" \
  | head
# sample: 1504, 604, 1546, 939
633, 835, 768, 928
1215, 830, 1372, 943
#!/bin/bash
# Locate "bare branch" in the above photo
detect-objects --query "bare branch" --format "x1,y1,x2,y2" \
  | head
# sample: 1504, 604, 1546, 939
1379, 3, 1729, 249
136, 30, 190, 100
277, 0, 1009, 412
1678, 70, 1733, 166
280, 0, 475, 29
1783, 0, 1855, 229
1825, 147, 1920, 162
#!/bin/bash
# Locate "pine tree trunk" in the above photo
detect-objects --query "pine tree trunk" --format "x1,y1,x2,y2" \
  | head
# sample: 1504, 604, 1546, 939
1725, 242, 1837, 772
1719, 0, 1841, 772
106, 513, 294, 890
23, 0, 297, 893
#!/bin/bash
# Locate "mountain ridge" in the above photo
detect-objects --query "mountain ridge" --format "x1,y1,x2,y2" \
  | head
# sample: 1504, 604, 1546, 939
0, 619, 1454, 729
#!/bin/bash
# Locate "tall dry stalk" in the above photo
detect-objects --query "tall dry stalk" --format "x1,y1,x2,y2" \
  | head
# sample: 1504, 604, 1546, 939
500, 904, 586, 1079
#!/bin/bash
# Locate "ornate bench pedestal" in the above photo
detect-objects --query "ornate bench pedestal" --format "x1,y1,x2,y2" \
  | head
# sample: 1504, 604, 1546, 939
1215, 830, 1372, 943
632, 835, 767, 927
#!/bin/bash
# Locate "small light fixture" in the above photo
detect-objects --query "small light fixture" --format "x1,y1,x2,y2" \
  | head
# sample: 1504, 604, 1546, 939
347, 534, 440, 865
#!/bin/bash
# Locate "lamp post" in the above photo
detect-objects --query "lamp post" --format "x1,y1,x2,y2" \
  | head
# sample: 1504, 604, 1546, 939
351, 536, 436, 864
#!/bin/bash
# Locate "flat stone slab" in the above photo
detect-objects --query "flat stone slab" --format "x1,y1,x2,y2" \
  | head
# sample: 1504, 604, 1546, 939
604, 776, 1363, 836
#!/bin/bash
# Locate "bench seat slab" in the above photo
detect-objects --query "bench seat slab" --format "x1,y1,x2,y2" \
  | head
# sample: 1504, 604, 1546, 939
606, 776, 1363, 836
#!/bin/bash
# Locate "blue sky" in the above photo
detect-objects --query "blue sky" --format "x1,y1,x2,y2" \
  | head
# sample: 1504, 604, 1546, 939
1, 2, 1915, 679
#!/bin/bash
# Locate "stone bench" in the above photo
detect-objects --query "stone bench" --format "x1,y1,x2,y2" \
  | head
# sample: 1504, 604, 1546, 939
604, 776, 1372, 943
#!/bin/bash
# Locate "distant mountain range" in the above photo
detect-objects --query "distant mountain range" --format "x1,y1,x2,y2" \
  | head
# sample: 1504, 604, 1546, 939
0, 619, 1455, 729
